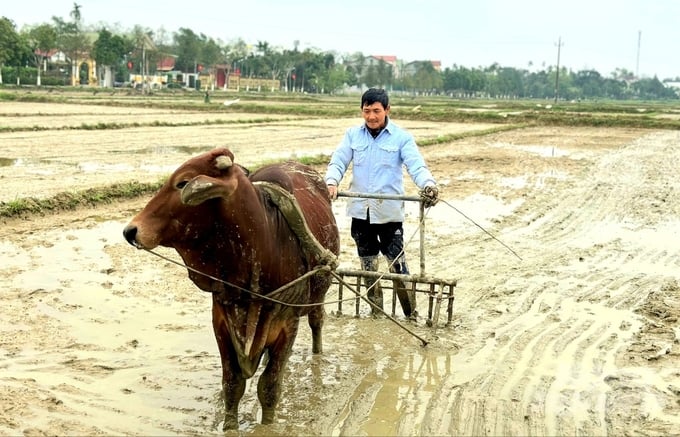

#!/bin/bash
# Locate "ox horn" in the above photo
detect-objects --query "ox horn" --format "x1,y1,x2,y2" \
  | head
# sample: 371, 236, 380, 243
215, 155, 233, 170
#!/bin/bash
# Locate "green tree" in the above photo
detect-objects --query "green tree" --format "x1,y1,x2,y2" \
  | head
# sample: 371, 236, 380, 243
200, 35, 224, 74
318, 63, 347, 93
525, 70, 552, 98
129, 26, 156, 90
173, 27, 200, 72
443, 66, 486, 97
52, 3, 91, 85
22, 23, 57, 86
314, 53, 345, 93
410, 61, 442, 94
0, 17, 23, 84
224, 37, 249, 66
573, 69, 604, 99
342, 52, 365, 88
375, 59, 393, 89
92, 28, 131, 87
362, 64, 379, 88
602, 77, 626, 99
633, 76, 676, 99
497, 67, 526, 98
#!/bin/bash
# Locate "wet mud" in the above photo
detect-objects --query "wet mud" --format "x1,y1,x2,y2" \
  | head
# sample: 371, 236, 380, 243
1, 102, 679, 435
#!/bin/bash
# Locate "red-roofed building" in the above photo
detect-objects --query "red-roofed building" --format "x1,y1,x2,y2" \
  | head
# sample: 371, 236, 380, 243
366, 55, 399, 78
156, 56, 176, 72
35, 49, 69, 66
366, 56, 441, 79
371, 55, 398, 67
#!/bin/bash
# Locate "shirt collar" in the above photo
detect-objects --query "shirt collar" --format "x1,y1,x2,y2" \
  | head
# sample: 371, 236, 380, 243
362, 116, 392, 136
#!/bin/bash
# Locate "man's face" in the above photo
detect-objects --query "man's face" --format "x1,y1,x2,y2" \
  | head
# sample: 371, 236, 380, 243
362, 102, 389, 130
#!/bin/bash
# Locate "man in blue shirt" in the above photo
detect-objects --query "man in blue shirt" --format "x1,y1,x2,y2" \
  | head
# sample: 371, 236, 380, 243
325, 88, 439, 318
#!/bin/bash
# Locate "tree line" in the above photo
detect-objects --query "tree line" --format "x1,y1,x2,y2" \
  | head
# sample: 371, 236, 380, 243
1, 4, 678, 100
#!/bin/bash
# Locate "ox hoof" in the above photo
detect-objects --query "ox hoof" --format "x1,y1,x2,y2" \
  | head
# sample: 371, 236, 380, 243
222, 415, 239, 430
261, 408, 275, 425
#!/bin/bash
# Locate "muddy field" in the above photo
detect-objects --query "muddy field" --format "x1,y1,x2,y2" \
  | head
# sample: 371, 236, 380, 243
1, 100, 679, 436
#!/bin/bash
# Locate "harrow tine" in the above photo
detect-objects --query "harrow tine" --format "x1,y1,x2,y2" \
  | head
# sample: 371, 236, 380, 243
330, 271, 429, 347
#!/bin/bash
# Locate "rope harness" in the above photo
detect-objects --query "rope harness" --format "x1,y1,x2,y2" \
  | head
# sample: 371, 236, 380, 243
137, 190, 521, 347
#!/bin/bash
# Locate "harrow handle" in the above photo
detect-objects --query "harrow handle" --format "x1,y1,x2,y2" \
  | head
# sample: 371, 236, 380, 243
337, 191, 421, 202
336, 191, 427, 275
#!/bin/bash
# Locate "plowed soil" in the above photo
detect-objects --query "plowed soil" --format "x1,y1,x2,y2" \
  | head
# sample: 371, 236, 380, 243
1, 101, 679, 436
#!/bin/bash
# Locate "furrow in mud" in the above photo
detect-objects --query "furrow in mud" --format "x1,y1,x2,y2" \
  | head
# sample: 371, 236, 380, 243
420, 131, 680, 436
4, 116, 680, 436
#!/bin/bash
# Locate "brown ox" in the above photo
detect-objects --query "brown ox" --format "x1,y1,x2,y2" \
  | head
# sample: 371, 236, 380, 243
122, 148, 339, 429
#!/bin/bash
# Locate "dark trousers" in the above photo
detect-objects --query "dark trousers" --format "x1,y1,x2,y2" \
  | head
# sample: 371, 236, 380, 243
350, 215, 409, 275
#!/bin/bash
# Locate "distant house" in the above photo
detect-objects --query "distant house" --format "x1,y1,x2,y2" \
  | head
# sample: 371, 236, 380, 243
156, 56, 176, 72
370, 55, 398, 68
35, 48, 96, 85
35, 49, 69, 68
367, 56, 441, 79
403, 60, 442, 76
368, 55, 400, 78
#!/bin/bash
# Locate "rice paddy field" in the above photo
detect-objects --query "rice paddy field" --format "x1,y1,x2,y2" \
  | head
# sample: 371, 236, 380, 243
1, 88, 679, 436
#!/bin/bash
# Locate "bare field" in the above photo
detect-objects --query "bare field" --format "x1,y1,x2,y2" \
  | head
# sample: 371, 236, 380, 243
0, 102, 496, 202
1, 101, 679, 436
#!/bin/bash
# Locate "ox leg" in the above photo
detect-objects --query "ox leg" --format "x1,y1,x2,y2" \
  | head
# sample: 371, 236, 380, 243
257, 322, 298, 424
308, 275, 330, 354
213, 301, 246, 430
222, 368, 246, 430
308, 304, 324, 354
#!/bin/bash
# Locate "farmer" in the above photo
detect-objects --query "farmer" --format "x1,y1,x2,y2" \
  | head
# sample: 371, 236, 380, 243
325, 88, 439, 318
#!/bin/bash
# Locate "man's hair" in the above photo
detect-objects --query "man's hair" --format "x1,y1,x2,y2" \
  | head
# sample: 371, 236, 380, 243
361, 88, 389, 109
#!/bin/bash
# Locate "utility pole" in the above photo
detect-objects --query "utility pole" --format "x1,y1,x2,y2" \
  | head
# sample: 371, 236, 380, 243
636, 30, 642, 78
554, 36, 564, 103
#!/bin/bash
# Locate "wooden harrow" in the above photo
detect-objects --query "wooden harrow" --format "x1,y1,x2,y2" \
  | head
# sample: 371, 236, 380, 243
331, 191, 458, 328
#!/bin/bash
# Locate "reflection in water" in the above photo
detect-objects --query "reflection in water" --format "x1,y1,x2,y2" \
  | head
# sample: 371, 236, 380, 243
333, 347, 454, 436
2, 217, 462, 436
1, 220, 221, 435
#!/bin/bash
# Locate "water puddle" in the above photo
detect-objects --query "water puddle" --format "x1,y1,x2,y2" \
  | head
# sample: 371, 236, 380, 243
1, 220, 223, 434
492, 141, 571, 158
333, 348, 455, 436
423, 193, 524, 235
1, 157, 44, 167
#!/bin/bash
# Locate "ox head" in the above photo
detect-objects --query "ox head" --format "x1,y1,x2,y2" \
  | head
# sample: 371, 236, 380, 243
123, 147, 244, 250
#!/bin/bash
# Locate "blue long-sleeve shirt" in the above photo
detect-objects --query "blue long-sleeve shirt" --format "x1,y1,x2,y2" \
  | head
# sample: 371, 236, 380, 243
325, 118, 436, 224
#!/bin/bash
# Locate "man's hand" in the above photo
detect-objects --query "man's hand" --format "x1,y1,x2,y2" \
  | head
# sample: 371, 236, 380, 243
420, 185, 439, 208
327, 184, 338, 200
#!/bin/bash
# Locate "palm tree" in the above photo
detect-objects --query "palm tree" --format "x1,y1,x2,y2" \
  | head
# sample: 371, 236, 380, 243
70, 3, 82, 22
53, 3, 91, 85
131, 26, 156, 92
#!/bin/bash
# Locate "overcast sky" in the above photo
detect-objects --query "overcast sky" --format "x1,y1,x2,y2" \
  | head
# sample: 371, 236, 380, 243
3, 0, 679, 79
